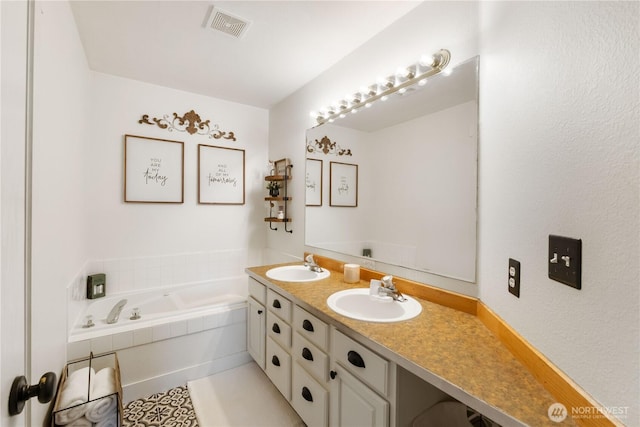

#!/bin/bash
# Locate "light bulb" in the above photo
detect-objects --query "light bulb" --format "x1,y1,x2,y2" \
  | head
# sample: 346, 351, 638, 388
420, 54, 435, 68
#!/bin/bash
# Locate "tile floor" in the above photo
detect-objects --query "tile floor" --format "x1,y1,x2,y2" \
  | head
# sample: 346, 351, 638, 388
122, 386, 198, 427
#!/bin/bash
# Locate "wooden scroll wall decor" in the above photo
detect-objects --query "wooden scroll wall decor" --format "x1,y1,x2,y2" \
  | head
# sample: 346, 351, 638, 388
139, 109, 236, 141
306, 136, 352, 156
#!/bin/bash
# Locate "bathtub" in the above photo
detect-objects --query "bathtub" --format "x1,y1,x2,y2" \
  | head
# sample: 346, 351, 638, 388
69, 277, 248, 343
68, 276, 252, 402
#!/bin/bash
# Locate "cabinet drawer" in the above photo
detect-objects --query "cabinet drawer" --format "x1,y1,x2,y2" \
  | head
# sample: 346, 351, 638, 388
266, 337, 291, 400
248, 277, 266, 304
293, 305, 328, 350
267, 289, 292, 322
293, 332, 328, 384
292, 362, 329, 427
267, 311, 291, 349
331, 329, 389, 396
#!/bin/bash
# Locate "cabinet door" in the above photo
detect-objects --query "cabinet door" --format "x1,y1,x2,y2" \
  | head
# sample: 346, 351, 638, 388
330, 365, 389, 427
247, 297, 266, 369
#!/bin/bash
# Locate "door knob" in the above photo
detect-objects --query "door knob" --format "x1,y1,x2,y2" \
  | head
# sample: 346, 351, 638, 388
9, 372, 57, 415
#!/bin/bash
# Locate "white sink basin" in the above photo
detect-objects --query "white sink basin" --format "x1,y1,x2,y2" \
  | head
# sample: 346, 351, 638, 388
266, 265, 330, 282
327, 288, 422, 323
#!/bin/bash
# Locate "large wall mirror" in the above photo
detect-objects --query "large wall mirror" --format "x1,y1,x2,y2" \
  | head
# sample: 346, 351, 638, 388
305, 56, 479, 282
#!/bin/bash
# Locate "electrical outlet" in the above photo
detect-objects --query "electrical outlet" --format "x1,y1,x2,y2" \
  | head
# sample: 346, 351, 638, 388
508, 258, 520, 297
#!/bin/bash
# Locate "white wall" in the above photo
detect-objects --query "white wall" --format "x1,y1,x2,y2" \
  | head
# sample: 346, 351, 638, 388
31, 1, 91, 424
86, 72, 268, 264
477, 2, 639, 424
269, 1, 639, 424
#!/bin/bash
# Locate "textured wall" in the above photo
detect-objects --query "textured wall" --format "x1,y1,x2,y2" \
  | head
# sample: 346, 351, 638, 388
478, 2, 639, 423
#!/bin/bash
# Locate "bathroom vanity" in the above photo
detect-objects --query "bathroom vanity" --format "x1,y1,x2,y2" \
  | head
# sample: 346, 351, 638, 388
246, 261, 575, 427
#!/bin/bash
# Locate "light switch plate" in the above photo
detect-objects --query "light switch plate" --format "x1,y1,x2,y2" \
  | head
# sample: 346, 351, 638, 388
548, 235, 581, 290
508, 258, 520, 298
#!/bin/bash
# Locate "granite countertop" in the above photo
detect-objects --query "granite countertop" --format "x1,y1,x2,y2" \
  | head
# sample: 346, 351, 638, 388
247, 263, 575, 427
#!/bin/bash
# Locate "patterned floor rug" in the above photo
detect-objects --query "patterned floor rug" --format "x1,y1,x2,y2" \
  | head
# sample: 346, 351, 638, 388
122, 385, 199, 427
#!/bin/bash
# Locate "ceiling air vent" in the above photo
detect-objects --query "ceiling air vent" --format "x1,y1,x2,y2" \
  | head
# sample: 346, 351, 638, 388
206, 7, 251, 39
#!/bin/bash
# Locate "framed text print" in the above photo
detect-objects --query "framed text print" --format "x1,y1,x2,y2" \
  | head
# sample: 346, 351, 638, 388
198, 144, 245, 205
330, 161, 358, 207
124, 134, 184, 203
306, 159, 323, 206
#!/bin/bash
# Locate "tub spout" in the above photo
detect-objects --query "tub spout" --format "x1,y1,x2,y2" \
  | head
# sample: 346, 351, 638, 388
106, 299, 128, 324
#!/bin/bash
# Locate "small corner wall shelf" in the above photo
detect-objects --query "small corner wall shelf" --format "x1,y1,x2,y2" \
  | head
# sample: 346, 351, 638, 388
265, 158, 293, 233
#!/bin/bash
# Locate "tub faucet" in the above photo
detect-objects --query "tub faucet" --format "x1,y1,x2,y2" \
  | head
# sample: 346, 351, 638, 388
304, 254, 323, 273
106, 299, 128, 324
378, 276, 407, 302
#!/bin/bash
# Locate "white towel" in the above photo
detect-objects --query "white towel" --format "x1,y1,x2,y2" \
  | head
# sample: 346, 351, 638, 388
66, 417, 91, 427
85, 395, 117, 423
85, 367, 117, 423
90, 367, 116, 399
95, 414, 119, 427
61, 367, 94, 406
55, 367, 94, 425
54, 405, 86, 426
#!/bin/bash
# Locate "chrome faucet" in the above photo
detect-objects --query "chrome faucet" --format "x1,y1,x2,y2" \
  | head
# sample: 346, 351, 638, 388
106, 299, 128, 324
378, 275, 407, 302
304, 254, 323, 273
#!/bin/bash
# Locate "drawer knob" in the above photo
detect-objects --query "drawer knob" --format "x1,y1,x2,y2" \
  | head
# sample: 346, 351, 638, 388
330, 370, 337, 380
272, 299, 281, 309
271, 355, 280, 367
301, 387, 313, 402
302, 347, 314, 361
272, 323, 281, 334
302, 319, 314, 332
257, 309, 263, 315
347, 350, 366, 368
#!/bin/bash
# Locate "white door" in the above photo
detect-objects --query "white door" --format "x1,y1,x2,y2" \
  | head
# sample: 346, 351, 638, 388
1, 0, 33, 425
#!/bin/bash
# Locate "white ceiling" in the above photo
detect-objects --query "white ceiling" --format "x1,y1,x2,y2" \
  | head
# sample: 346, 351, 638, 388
70, 1, 422, 109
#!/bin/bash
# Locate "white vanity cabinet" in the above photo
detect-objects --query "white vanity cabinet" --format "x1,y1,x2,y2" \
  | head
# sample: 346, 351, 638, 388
265, 289, 293, 400
247, 276, 447, 427
247, 278, 266, 369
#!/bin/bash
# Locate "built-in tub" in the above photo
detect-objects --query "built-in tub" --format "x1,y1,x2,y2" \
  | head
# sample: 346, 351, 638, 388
70, 278, 247, 342
67, 277, 251, 402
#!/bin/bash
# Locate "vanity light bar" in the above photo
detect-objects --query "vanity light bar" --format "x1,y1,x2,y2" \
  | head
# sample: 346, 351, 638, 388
312, 49, 451, 126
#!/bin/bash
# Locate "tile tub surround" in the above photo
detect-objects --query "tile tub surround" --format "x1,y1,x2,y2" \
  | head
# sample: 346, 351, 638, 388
67, 249, 248, 336
247, 262, 595, 427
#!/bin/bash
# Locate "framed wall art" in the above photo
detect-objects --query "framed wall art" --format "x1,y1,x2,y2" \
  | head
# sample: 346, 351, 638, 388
330, 161, 358, 207
124, 134, 184, 203
198, 144, 245, 205
305, 159, 323, 206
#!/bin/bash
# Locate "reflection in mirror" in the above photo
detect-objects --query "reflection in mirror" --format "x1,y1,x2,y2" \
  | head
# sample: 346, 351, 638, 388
305, 56, 479, 282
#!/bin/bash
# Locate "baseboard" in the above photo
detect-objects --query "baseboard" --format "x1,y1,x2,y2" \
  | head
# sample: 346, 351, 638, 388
121, 351, 252, 404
